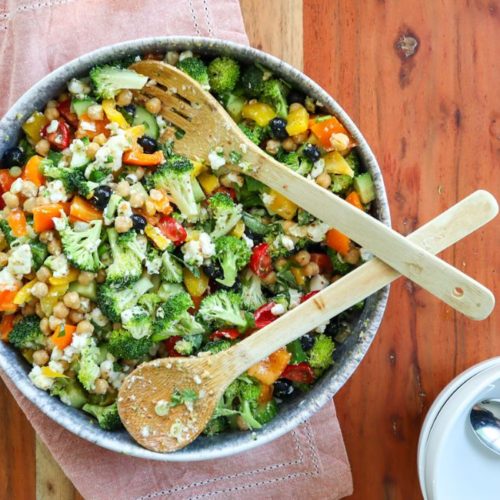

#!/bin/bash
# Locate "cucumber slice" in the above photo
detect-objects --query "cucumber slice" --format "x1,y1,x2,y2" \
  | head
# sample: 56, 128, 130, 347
71, 98, 96, 118
69, 281, 97, 300
132, 106, 159, 139
353, 172, 375, 204
224, 94, 246, 122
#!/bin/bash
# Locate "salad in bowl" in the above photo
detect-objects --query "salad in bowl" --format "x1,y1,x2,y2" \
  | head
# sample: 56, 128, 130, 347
0, 48, 377, 440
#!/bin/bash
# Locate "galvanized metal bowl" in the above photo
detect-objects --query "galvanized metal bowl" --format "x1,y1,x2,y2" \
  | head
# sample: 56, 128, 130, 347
0, 37, 390, 461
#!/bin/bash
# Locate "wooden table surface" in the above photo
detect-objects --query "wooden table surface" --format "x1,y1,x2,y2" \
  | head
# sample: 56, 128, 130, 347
1, 1, 498, 498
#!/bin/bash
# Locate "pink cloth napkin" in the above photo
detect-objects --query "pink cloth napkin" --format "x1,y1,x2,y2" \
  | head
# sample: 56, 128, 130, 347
0, 1, 353, 498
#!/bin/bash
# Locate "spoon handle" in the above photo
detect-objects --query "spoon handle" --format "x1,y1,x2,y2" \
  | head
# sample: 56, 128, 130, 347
239, 143, 495, 320
223, 190, 497, 376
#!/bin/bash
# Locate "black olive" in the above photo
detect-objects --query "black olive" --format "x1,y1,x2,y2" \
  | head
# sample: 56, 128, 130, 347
131, 213, 147, 232
302, 144, 321, 163
300, 333, 315, 351
138, 136, 158, 154
273, 379, 295, 399
269, 118, 288, 140
121, 104, 136, 121
91, 185, 112, 209
243, 228, 263, 244
287, 90, 305, 105
2, 147, 26, 168
203, 261, 223, 281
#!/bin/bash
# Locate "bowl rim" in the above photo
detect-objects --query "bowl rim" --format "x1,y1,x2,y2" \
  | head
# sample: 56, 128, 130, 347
0, 35, 390, 461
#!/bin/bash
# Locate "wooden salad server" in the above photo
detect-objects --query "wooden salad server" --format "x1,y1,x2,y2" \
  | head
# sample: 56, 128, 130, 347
130, 60, 494, 320
118, 190, 498, 452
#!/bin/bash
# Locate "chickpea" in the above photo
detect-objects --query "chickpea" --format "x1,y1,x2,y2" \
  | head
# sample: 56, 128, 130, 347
315, 173, 331, 189
282, 137, 297, 152
40, 317, 51, 336
48, 315, 63, 331
134, 167, 145, 181
116, 180, 131, 198
344, 247, 361, 265
87, 104, 104, 121
36, 266, 51, 282
292, 131, 310, 144
44, 107, 60, 120
53, 302, 69, 319
274, 257, 288, 271
129, 192, 146, 208
32, 350, 49, 366
116, 89, 133, 107
69, 311, 84, 324
63, 291, 80, 310
0, 252, 8, 267
145, 97, 161, 115
2, 192, 19, 209
149, 189, 163, 201
289, 102, 303, 112
78, 297, 91, 313
93, 133, 107, 146
21, 180, 38, 198
46, 100, 58, 109
31, 282, 49, 299
23, 198, 37, 214
220, 173, 243, 188
265, 139, 281, 155
293, 250, 311, 267
76, 320, 94, 335
39, 230, 54, 243
47, 239, 62, 255
78, 271, 95, 285
36, 196, 50, 207
303, 262, 320, 277
165, 51, 179, 65
93, 378, 109, 395
329, 132, 350, 152
35, 139, 50, 156
261, 271, 277, 285
86, 142, 100, 159
282, 220, 295, 234
144, 200, 156, 216
96, 269, 106, 283
115, 215, 133, 233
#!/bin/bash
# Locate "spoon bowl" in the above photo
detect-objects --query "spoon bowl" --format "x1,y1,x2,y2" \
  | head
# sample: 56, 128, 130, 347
470, 399, 500, 456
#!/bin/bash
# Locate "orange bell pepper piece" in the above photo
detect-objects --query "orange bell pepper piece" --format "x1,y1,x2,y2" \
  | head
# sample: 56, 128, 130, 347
0, 289, 20, 313
7, 209, 28, 237
247, 348, 291, 385
123, 148, 164, 167
326, 228, 351, 256
51, 323, 76, 350
309, 116, 351, 149
258, 383, 273, 404
22, 155, 45, 187
0, 169, 17, 192
33, 203, 66, 233
345, 191, 364, 211
0, 314, 15, 341
70, 196, 103, 222
75, 113, 111, 140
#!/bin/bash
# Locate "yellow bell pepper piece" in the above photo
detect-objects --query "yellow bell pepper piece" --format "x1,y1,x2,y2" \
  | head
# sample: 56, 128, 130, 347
40, 283, 70, 316
185, 229, 201, 242
125, 124, 146, 141
242, 102, 276, 127
198, 172, 220, 195
264, 190, 298, 220
48, 268, 79, 286
41, 366, 68, 379
191, 161, 207, 178
183, 268, 209, 297
286, 105, 309, 136
102, 99, 130, 129
291, 266, 306, 286
230, 220, 245, 238
145, 224, 170, 250
13, 279, 38, 305
323, 151, 354, 177
22, 112, 49, 143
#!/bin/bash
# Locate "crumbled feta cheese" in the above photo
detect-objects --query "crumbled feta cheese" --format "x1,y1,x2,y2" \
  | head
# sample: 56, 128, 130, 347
43, 180, 68, 203
117, 200, 132, 217
307, 222, 330, 242
198, 232, 215, 258
46, 254, 69, 278
108, 369, 126, 390
261, 192, 275, 207
105, 122, 121, 135
29, 366, 54, 390
140, 426, 151, 438
145, 253, 162, 274
287, 223, 308, 238
193, 374, 202, 385
288, 289, 303, 308
311, 158, 325, 179
360, 248, 373, 262
10, 178, 24, 194
242, 234, 254, 249
156, 115, 168, 135
208, 150, 226, 171
50, 348, 63, 361
48, 360, 65, 374
309, 274, 330, 291
0, 267, 18, 291
46, 119, 60, 134
270, 303, 286, 316
100, 359, 114, 378
182, 233, 214, 266
94, 133, 131, 171
239, 143, 248, 154
73, 221, 90, 232
62, 333, 91, 362
90, 307, 109, 327
281, 235, 295, 251
68, 78, 90, 97
8, 244, 32, 276
179, 50, 193, 61
226, 172, 244, 187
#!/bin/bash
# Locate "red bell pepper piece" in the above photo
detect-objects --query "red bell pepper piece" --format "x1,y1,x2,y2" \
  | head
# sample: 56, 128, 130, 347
254, 302, 278, 329
57, 100, 79, 128
157, 216, 187, 245
281, 362, 316, 384
41, 119, 72, 150
300, 290, 319, 304
209, 328, 240, 341
309, 253, 333, 274
212, 186, 237, 201
250, 243, 273, 278
164, 336, 186, 357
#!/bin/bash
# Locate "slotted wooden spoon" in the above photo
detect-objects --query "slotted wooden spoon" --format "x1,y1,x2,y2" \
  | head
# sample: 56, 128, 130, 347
131, 60, 494, 320
117, 190, 498, 452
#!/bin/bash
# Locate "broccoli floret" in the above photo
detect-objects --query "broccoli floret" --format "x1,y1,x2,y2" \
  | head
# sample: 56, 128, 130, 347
121, 305, 152, 339
202, 339, 233, 354
108, 328, 153, 359
344, 149, 361, 174
0, 218, 16, 245
198, 290, 247, 328
152, 292, 205, 342
77, 339, 101, 391
297, 209, 315, 226
55, 216, 103, 272
260, 79, 289, 118
308, 334, 335, 372
203, 416, 228, 436
82, 402, 122, 430
157, 283, 186, 301
31, 239, 48, 271
207, 57, 240, 94
173, 335, 203, 356
50, 378, 88, 409
41, 158, 78, 191
330, 174, 353, 194
241, 269, 266, 311
103, 193, 122, 225
97, 275, 154, 322
253, 400, 278, 425
150, 155, 200, 221
105, 229, 143, 285
327, 249, 352, 275
263, 232, 293, 259
239, 64, 265, 97
208, 192, 243, 238
238, 122, 266, 145
214, 236, 251, 287
138, 293, 162, 315
8, 315, 44, 350
89, 65, 148, 99
118, 230, 148, 260
160, 250, 183, 283
276, 150, 312, 176
177, 57, 210, 89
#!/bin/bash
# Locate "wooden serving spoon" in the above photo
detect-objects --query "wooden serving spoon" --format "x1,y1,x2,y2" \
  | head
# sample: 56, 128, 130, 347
117, 190, 498, 452
130, 60, 494, 320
